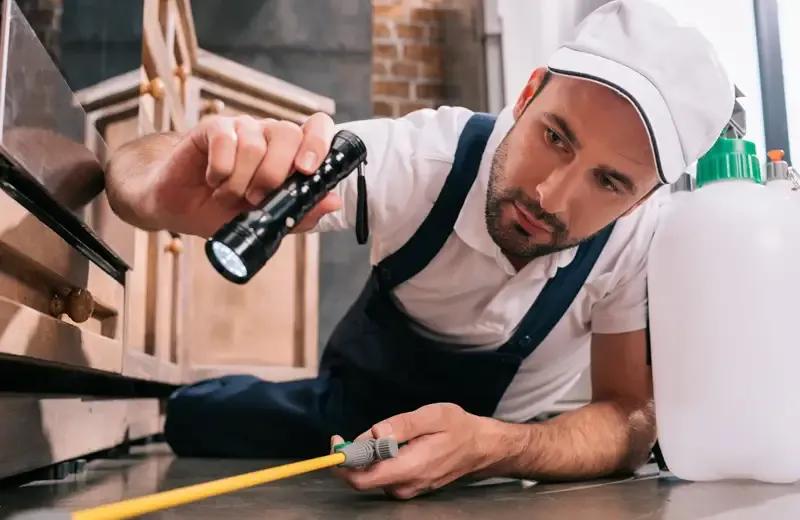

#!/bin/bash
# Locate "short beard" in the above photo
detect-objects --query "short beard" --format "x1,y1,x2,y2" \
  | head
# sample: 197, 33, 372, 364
484, 135, 584, 260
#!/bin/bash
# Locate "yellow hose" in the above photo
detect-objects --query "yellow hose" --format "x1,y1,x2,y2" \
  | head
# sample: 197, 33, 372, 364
72, 452, 346, 520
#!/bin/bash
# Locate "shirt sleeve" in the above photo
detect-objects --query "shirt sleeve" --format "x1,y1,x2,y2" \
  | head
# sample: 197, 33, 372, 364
590, 193, 669, 334
590, 256, 649, 334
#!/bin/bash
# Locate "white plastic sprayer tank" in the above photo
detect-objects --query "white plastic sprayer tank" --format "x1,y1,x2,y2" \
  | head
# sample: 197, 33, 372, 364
648, 137, 800, 483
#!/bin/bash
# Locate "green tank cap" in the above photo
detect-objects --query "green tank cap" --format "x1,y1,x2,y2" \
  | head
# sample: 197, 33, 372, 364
696, 137, 762, 188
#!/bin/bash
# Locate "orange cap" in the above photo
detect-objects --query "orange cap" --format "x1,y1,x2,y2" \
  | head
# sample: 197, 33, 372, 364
768, 149, 785, 162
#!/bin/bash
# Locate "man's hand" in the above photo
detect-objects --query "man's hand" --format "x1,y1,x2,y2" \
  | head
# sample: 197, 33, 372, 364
105, 112, 342, 237
328, 330, 656, 499
330, 403, 506, 499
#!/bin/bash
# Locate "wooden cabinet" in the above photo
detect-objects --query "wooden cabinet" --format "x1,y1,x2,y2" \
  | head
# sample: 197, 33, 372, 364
0, 0, 337, 481
0, 0, 334, 382
72, 0, 335, 385
0, 0, 170, 481
0, 0, 140, 375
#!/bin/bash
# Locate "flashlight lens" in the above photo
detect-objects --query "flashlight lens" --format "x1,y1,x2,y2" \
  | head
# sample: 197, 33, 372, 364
210, 241, 248, 279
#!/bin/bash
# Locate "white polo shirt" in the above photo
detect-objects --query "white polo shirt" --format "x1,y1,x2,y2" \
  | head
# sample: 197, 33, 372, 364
313, 105, 666, 422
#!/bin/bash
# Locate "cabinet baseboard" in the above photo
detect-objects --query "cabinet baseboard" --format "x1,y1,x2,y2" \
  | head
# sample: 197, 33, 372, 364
0, 395, 163, 480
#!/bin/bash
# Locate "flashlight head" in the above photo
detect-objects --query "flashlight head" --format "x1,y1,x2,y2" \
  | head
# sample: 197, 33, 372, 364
206, 128, 368, 284
205, 214, 283, 284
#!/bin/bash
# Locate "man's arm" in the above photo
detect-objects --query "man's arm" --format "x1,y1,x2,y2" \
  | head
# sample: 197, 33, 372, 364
480, 204, 663, 482
101, 109, 444, 239
102, 113, 352, 238
104, 131, 182, 232
483, 328, 655, 481
333, 328, 656, 498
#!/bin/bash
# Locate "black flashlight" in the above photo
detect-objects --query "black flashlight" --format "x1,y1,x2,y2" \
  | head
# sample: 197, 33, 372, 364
205, 129, 368, 284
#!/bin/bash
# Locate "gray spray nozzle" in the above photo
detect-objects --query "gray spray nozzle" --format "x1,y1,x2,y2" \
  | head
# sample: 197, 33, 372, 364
671, 172, 695, 193
766, 161, 790, 183
335, 438, 400, 467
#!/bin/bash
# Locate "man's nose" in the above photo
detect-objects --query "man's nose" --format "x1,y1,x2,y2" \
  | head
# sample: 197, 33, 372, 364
535, 165, 581, 216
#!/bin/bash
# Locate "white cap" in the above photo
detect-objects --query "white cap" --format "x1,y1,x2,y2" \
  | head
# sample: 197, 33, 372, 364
547, 0, 735, 184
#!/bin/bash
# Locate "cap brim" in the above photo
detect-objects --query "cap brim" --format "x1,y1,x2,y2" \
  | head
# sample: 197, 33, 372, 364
547, 46, 685, 184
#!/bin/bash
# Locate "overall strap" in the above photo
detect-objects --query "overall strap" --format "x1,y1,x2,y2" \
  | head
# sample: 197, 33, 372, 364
499, 222, 616, 356
376, 112, 497, 290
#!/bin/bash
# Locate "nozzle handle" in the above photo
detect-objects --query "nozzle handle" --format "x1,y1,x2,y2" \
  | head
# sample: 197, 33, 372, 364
334, 437, 399, 467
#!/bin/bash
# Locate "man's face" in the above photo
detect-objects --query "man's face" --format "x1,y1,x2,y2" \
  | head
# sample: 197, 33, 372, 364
486, 69, 659, 261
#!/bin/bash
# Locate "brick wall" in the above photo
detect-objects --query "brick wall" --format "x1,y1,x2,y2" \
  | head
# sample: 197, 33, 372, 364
372, 0, 484, 118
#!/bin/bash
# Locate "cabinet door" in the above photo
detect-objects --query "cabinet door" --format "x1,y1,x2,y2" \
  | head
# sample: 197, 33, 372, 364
94, 83, 185, 385
181, 78, 319, 382
135, 79, 187, 384
78, 81, 184, 384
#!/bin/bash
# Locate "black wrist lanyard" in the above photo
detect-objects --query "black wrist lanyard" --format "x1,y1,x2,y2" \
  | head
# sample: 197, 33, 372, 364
355, 161, 369, 245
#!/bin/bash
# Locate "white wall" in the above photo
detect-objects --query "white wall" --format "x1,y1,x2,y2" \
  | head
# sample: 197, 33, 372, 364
497, 1, 610, 105
778, 0, 799, 164
497, 0, 768, 162
648, 0, 767, 162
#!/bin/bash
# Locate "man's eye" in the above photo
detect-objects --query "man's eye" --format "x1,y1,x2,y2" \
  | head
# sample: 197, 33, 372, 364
597, 175, 619, 193
545, 128, 566, 149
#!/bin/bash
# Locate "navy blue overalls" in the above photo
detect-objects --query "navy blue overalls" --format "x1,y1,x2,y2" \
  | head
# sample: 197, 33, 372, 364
163, 113, 615, 459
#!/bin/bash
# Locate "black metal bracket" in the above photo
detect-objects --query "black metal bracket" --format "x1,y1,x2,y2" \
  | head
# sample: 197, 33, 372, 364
753, 0, 792, 163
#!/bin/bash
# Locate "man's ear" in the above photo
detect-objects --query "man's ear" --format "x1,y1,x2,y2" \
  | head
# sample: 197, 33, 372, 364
513, 67, 549, 119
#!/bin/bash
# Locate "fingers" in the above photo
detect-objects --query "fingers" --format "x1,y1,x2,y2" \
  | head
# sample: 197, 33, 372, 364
296, 112, 336, 173
368, 403, 454, 444
244, 120, 304, 205
329, 405, 468, 499
200, 116, 238, 189
329, 434, 367, 487
345, 437, 426, 489
330, 434, 346, 454
212, 116, 270, 204
194, 112, 337, 213
334, 434, 453, 499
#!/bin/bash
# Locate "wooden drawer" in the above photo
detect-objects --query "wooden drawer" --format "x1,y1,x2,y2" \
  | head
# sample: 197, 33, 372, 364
0, 189, 124, 373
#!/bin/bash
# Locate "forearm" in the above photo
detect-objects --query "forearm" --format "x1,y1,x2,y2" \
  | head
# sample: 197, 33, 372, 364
104, 131, 182, 231
482, 398, 656, 481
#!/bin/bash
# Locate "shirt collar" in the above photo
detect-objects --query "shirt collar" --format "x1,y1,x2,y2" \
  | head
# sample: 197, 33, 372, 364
453, 106, 577, 278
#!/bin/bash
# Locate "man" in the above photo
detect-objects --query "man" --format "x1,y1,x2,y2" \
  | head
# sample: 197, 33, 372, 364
104, 0, 734, 499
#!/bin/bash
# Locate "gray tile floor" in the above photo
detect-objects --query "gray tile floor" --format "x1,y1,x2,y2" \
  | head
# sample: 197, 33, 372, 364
2, 444, 800, 519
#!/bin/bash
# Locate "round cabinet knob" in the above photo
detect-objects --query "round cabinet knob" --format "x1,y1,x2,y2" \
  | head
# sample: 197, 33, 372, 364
175, 64, 190, 81
204, 99, 225, 115
50, 288, 95, 323
164, 236, 184, 255
140, 78, 165, 100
